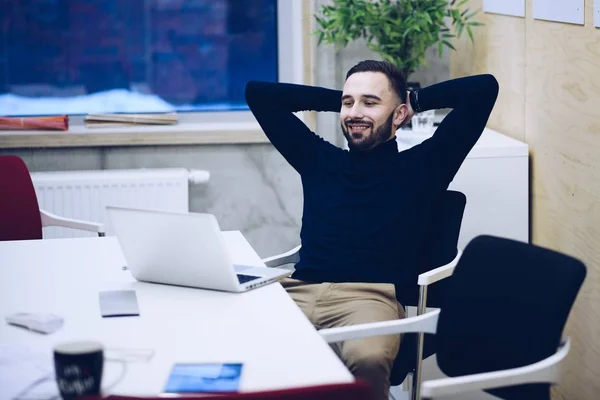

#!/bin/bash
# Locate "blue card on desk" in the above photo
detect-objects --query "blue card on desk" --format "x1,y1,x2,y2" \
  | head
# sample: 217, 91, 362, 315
164, 363, 243, 393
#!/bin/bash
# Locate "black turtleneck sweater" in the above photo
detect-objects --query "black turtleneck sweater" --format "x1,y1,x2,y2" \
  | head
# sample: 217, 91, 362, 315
245, 74, 499, 287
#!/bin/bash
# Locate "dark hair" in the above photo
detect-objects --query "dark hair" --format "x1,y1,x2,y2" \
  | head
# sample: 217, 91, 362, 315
345, 60, 407, 103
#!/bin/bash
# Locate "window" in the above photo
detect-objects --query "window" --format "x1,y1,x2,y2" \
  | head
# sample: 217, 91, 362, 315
0, 0, 302, 120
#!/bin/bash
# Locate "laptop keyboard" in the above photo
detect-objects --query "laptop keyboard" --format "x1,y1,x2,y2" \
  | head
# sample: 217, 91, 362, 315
237, 274, 260, 284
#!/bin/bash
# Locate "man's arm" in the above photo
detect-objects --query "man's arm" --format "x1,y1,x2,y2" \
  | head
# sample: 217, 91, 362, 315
245, 81, 342, 173
410, 74, 499, 184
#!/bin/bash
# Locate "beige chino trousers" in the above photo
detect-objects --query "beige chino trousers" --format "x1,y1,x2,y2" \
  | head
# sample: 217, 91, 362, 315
281, 278, 406, 400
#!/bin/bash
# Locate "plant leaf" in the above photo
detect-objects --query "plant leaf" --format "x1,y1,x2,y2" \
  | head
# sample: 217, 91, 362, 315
466, 25, 474, 42
465, 10, 479, 19
442, 40, 456, 50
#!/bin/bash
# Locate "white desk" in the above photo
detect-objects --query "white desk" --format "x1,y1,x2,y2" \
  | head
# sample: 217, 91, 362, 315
397, 127, 529, 248
0, 233, 352, 398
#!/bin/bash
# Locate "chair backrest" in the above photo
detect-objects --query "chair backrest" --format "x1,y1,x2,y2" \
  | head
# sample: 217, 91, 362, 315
87, 381, 371, 400
436, 235, 586, 400
0, 155, 43, 241
395, 190, 466, 307
418, 190, 467, 276
390, 190, 466, 385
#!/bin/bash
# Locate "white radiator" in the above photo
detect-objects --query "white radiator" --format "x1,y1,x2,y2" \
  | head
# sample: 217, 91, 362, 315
31, 168, 210, 239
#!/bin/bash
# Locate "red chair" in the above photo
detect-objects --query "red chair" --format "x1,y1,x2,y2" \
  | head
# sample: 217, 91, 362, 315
84, 381, 371, 400
0, 155, 104, 241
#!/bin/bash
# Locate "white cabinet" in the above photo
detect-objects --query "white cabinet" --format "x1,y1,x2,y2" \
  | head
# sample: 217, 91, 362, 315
397, 128, 529, 249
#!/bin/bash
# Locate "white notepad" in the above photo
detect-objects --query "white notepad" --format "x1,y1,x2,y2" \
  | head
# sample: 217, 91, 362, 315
98, 290, 140, 317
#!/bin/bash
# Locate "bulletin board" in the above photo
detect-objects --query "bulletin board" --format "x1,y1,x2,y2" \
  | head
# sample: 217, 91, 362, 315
483, 0, 525, 18
532, 0, 584, 25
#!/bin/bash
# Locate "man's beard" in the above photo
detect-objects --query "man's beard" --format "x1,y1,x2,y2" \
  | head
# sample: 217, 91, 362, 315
342, 112, 395, 152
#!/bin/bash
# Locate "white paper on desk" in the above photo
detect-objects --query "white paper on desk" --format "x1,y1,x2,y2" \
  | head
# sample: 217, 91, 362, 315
0, 343, 58, 400
221, 231, 266, 268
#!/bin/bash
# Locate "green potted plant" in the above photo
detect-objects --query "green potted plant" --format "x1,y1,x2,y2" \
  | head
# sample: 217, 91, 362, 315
314, 0, 482, 81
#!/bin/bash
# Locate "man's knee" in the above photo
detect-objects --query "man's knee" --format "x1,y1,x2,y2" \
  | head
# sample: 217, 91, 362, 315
342, 340, 398, 400
343, 338, 398, 375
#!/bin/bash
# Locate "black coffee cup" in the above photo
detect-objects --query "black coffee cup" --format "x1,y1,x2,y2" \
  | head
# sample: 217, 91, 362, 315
54, 341, 104, 400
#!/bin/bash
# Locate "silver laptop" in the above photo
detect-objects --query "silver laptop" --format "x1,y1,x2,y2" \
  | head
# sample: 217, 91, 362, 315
106, 206, 291, 292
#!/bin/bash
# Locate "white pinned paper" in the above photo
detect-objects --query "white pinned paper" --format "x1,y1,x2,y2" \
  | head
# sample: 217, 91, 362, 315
483, 0, 525, 18
533, 0, 584, 25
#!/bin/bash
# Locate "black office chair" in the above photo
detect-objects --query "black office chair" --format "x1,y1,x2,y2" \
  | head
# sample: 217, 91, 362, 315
391, 190, 466, 397
320, 235, 587, 400
263, 190, 467, 399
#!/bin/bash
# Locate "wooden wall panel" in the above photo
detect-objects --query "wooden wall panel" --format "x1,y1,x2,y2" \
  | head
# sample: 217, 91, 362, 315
526, 1, 600, 398
450, 0, 526, 141
451, 1, 600, 399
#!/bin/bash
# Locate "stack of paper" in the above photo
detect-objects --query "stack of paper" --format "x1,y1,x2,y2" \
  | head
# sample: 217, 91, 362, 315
85, 113, 178, 128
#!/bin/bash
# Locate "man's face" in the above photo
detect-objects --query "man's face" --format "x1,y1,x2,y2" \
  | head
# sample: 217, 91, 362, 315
340, 71, 405, 151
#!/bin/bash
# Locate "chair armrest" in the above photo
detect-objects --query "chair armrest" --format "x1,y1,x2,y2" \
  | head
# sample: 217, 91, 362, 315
262, 245, 301, 268
319, 309, 440, 344
421, 337, 571, 399
417, 249, 462, 286
40, 209, 105, 236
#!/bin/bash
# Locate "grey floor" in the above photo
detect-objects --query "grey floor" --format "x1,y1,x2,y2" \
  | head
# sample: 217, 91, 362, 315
389, 307, 499, 400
